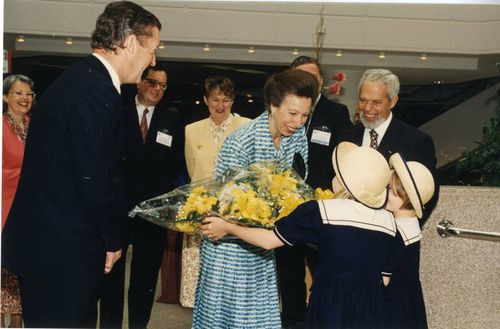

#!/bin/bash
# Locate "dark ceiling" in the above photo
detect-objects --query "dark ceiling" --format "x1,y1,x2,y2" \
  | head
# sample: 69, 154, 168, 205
9, 55, 285, 124
7, 55, 499, 128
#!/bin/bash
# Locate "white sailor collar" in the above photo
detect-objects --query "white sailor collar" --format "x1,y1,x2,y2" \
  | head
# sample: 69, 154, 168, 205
318, 199, 397, 237
395, 217, 422, 246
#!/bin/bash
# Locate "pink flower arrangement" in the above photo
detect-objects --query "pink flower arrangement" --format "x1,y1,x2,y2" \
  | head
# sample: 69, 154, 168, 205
328, 72, 346, 96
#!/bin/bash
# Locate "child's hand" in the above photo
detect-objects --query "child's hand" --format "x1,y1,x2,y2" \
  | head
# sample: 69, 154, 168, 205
202, 216, 230, 241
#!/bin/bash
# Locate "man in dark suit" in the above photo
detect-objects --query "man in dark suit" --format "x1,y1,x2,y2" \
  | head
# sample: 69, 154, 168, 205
276, 56, 353, 328
1, 2, 161, 328
99, 65, 185, 329
339, 68, 439, 225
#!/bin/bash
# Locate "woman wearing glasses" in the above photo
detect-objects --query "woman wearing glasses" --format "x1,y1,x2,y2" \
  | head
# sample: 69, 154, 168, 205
2, 74, 35, 327
180, 76, 250, 308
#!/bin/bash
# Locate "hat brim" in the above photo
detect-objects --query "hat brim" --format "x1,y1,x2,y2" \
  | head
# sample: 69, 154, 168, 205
332, 142, 388, 209
389, 153, 423, 218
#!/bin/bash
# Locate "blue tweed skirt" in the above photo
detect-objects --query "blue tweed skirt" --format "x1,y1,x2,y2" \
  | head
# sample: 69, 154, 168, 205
192, 237, 281, 329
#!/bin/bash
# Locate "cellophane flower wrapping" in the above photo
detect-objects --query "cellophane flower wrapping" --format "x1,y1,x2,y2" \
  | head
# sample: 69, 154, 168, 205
129, 161, 327, 234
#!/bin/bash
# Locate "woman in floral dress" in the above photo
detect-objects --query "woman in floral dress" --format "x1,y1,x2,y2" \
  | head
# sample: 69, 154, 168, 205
181, 76, 250, 307
2, 74, 36, 328
192, 69, 318, 329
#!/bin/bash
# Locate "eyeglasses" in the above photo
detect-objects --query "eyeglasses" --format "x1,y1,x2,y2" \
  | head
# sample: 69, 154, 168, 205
144, 78, 167, 91
208, 98, 233, 105
9, 90, 36, 99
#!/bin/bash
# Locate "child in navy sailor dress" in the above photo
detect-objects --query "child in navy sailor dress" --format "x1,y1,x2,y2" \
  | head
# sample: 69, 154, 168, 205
274, 198, 398, 329
384, 217, 427, 329
383, 154, 435, 329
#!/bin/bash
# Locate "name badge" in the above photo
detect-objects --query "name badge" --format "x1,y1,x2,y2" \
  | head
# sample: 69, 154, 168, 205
156, 131, 172, 147
311, 129, 331, 146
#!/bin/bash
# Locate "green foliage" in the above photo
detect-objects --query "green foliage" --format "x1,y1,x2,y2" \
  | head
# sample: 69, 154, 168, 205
457, 92, 500, 186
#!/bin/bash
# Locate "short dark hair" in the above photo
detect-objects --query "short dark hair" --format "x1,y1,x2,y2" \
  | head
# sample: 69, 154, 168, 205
91, 1, 161, 51
141, 65, 167, 80
204, 76, 235, 99
263, 69, 318, 113
3, 74, 35, 95
290, 56, 322, 76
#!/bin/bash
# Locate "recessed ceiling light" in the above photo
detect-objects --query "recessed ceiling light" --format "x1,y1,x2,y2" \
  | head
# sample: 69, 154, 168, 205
248, 46, 255, 54
248, 99, 254, 103
203, 44, 210, 52
336, 50, 343, 57
292, 49, 299, 55
16, 36, 25, 43
378, 52, 386, 59
246, 93, 253, 98
158, 43, 166, 49
420, 53, 428, 61
195, 100, 201, 105
65, 38, 73, 45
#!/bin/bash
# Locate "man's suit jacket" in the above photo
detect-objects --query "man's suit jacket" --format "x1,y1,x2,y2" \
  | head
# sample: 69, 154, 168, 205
339, 117, 439, 225
306, 95, 352, 190
122, 102, 185, 212
2, 55, 125, 292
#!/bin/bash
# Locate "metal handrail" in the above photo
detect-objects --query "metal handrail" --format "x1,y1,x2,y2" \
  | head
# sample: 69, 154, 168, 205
437, 220, 500, 242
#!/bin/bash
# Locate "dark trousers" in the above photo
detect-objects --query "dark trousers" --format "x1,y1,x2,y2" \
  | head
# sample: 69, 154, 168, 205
275, 244, 319, 326
19, 277, 98, 328
99, 217, 166, 329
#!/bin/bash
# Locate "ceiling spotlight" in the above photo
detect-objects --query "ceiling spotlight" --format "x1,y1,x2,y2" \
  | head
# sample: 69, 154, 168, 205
195, 100, 201, 105
203, 44, 210, 52
292, 49, 299, 55
158, 43, 166, 49
16, 36, 25, 43
248, 99, 254, 103
420, 53, 428, 61
65, 38, 73, 45
246, 93, 253, 98
378, 52, 386, 59
248, 46, 255, 54
336, 50, 343, 57
434, 80, 444, 85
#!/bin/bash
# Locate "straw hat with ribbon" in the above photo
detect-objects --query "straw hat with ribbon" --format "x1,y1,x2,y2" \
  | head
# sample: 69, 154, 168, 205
332, 142, 391, 209
388, 153, 435, 218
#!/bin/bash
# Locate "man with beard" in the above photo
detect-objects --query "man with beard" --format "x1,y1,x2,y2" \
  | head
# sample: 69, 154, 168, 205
339, 68, 438, 225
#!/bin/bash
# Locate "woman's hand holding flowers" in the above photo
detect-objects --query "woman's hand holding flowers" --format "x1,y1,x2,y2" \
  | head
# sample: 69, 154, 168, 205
202, 216, 232, 241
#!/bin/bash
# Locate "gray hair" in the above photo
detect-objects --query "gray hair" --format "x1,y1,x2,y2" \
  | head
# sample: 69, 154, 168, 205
358, 69, 400, 100
3, 74, 35, 95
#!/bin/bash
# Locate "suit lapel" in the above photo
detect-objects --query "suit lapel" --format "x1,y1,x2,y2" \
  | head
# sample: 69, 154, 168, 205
352, 123, 364, 145
147, 105, 162, 145
378, 118, 400, 160
127, 104, 143, 145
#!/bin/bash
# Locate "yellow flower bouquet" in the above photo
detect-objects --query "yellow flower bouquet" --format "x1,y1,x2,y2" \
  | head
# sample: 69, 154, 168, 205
130, 161, 332, 234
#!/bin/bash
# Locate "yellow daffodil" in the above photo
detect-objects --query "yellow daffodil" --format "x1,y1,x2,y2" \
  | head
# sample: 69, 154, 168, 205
314, 188, 335, 200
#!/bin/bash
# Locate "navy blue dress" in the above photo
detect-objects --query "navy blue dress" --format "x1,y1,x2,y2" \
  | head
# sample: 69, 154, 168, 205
384, 217, 428, 329
274, 199, 398, 329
